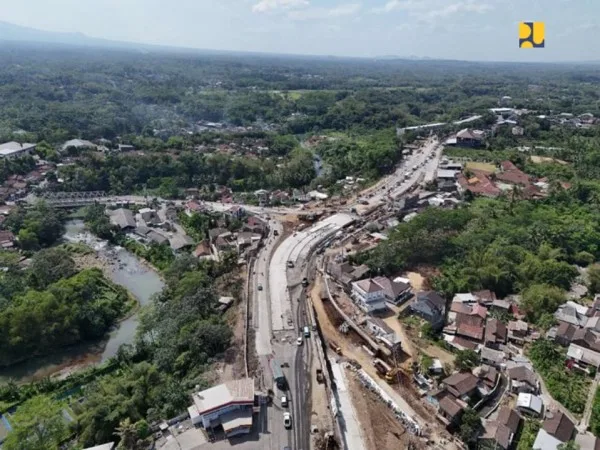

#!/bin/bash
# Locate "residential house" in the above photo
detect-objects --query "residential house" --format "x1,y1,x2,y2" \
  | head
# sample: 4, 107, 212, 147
452, 293, 478, 304
555, 301, 589, 327
495, 160, 531, 187
0, 231, 15, 249
507, 365, 539, 394
436, 169, 458, 191
474, 364, 499, 391
244, 216, 268, 236
533, 411, 575, 450
436, 393, 466, 427
170, 235, 195, 252
109, 208, 136, 230
147, 231, 168, 245
237, 232, 262, 254
327, 261, 370, 287
588, 295, 600, 318
208, 228, 230, 243
410, 291, 446, 329
185, 200, 206, 216
508, 320, 529, 345
351, 278, 387, 313
516, 393, 544, 418
490, 299, 512, 313
61, 139, 97, 152
455, 312, 485, 342
227, 206, 246, 220
480, 347, 505, 368
217, 296, 235, 313
441, 372, 480, 402
575, 432, 600, 450
479, 406, 522, 450
584, 316, 600, 333
567, 343, 600, 370
139, 208, 161, 226
193, 241, 212, 259
117, 144, 135, 152
485, 318, 507, 349
456, 128, 485, 147
0, 141, 36, 159
371, 276, 412, 305
457, 170, 501, 198
366, 317, 395, 342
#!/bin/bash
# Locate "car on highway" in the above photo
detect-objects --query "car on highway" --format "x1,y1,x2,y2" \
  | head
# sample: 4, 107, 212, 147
287, 260, 294, 268
283, 412, 292, 429
281, 396, 288, 407
297, 336, 303, 346
258, 284, 263, 291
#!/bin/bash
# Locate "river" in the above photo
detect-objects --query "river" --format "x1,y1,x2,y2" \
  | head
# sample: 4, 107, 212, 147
0, 220, 164, 383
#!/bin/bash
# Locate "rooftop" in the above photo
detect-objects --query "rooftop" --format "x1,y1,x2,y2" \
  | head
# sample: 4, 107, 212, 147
543, 411, 575, 443
517, 393, 543, 415
443, 372, 479, 397
192, 378, 255, 416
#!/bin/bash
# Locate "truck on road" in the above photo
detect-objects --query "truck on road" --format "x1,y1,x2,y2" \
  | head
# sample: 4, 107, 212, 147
271, 358, 287, 390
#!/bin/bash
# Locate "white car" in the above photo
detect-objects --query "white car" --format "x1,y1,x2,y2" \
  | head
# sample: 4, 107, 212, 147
281, 396, 288, 407
283, 412, 292, 429
297, 337, 303, 346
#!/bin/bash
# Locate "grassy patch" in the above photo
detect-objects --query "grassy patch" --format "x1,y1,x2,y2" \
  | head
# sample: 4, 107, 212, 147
517, 419, 541, 450
589, 386, 600, 437
465, 161, 496, 173
528, 339, 591, 415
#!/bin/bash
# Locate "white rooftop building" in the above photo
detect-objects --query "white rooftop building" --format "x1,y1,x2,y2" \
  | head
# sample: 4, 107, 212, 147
516, 393, 544, 417
188, 378, 255, 438
0, 141, 36, 159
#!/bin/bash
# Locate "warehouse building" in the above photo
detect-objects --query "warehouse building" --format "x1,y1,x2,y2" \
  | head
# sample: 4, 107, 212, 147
188, 378, 255, 438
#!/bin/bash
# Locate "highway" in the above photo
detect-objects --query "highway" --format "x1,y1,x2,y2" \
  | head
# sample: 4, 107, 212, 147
249, 137, 443, 450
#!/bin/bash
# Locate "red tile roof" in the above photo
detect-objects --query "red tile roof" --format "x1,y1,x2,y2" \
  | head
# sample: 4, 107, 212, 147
495, 161, 530, 186
457, 170, 501, 197
456, 313, 485, 340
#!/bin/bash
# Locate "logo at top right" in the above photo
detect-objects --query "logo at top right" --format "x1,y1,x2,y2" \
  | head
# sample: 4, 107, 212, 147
519, 22, 545, 48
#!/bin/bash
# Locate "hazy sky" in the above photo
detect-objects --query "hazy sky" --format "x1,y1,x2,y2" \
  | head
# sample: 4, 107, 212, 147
2, 0, 600, 61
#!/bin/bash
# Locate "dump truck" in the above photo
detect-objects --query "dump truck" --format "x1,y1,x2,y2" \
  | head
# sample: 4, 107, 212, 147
328, 340, 342, 355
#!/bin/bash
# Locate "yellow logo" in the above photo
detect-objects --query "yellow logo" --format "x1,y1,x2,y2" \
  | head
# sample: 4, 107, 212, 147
519, 22, 545, 48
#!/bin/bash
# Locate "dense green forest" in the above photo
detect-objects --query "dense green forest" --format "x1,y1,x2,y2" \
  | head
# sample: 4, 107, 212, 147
0, 252, 237, 448
0, 246, 131, 367
359, 184, 600, 325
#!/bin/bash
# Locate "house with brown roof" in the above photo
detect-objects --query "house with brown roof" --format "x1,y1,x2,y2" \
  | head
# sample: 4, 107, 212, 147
326, 261, 370, 287
457, 170, 502, 198
193, 240, 212, 259
441, 372, 480, 401
372, 276, 412, 305
436, 393, 466, 427
495, 160, 531, 186
474, 289, 497, 305
351, 278, 387, 313
480, 406, 522, 450
508, 320, 529, 345
532, 411, 575, 450
0, 230, 15, 249
485, 318, 507, 349
455, 313, 485, 342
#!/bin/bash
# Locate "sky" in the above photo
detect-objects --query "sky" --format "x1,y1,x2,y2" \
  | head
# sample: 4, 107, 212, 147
2, 0, 600, 62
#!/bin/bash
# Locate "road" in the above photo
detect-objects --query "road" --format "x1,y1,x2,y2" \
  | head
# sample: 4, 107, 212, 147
248, 137, 443, 450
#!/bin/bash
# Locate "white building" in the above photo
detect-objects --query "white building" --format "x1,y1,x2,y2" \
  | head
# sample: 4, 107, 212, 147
0, 141, 36, 159
516, 393, 543, 417
366, 317, 395, 341
188, 378, 255, 438
351, 278, 387, 313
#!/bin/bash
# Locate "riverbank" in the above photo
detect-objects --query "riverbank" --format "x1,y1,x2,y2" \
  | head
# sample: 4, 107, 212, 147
0, 221, 165, 384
